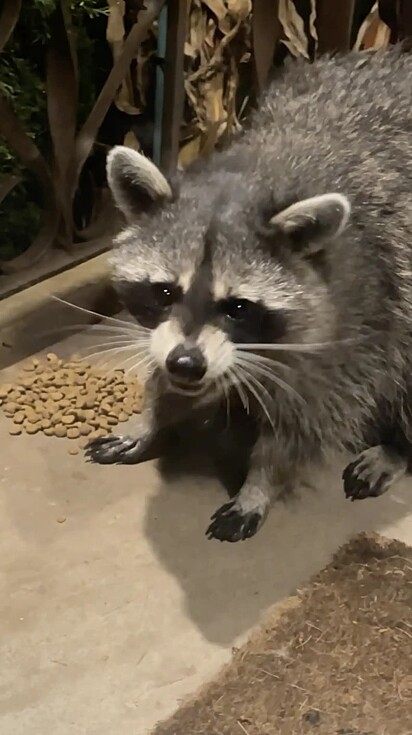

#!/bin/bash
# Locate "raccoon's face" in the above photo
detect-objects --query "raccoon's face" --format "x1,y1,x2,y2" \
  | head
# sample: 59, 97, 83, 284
107, 147, 350, 397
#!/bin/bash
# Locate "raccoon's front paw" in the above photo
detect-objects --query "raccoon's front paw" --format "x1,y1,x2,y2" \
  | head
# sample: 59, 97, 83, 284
85, 435, 144, 465
343, 445, 406, 501
206, 500, 265, 543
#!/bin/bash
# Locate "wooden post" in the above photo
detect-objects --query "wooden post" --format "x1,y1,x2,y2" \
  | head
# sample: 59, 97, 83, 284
159, 0, 187, 178
252, 0, 281, 96
316, 0, 356, 55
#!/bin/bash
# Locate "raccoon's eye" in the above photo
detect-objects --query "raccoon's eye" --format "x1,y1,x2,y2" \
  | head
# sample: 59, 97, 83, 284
222, 298, 251, 321
151, 282, 181, 308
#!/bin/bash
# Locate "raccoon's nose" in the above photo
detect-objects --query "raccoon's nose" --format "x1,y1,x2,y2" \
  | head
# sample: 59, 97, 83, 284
166, 345, 206, 382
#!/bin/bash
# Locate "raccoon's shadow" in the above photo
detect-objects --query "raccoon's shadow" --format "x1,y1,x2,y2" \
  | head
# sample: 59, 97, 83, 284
143, 447, 412, 647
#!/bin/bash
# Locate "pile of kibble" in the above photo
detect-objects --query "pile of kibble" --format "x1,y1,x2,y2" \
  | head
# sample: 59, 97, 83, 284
0, 353, 143, 455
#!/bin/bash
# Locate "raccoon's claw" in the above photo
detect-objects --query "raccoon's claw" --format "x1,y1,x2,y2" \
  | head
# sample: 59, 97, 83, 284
342, 446, 406, 501
343, 461, 390, 501
206, 500, 263, 542
85, 435, 144, 465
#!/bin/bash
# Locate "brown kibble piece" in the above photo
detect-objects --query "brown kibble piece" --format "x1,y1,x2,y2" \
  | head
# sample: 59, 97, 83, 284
54, 425, 67, 438
13, 411, 25, 424
68, 445, 80, 455
0, 384, 13, 398
118, 412, 129, 422
97, 417, 110, 430
26, 412, 40, 424
26, 422, 41, 435
9, 425, 22, 435
3, 402, 19, 414
47, 353, 58, 362
62, 415, 75, 425
82, 396, 96, 409
67, 427, 80, 439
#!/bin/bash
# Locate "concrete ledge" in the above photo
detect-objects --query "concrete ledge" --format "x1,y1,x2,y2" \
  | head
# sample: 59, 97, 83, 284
0, 253, 120, 369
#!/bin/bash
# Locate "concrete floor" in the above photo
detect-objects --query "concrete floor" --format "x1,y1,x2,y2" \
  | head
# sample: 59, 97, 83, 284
1, 330, 412, 734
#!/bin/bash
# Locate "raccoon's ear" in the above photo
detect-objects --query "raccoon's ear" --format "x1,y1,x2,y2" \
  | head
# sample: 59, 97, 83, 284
268, 193, 351, 253
106, 146, 173, 222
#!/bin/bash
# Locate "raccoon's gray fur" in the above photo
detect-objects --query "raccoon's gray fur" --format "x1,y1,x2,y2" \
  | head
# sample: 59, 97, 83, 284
86, 47, 412, 542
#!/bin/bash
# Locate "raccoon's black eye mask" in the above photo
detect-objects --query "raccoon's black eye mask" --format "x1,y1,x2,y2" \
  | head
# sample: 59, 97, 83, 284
116, 275, 288, 344
116, 279, 182, 328
218, 298, 288, 344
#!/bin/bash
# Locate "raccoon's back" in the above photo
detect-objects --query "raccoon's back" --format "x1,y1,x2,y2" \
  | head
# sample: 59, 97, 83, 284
251, 47, 412, 207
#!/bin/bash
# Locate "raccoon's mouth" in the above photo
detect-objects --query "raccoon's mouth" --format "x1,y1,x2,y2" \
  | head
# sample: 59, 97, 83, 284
167, 377, 208, 397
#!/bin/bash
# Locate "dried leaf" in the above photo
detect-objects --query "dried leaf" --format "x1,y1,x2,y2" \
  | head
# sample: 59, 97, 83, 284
123, 129, 141, 150
181, 0, 252, 166
202, 0, 233, 33
227, 0, 252, 22
178, 135, 201, 168
202, 0, 228, 26
354, 2, 391, 51
309, 0, 318, 53
224, 56, 240, 132
278, 0, 309, 59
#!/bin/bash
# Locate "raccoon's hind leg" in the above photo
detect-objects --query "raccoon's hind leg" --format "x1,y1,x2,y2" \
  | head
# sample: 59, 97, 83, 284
343, 445, 407, 501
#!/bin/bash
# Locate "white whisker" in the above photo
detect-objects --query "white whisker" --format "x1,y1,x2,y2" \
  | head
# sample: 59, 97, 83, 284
226, 366, 249, 413
235, 355, 305, 405
233, 363, 275, 428
237, 351, 293, 374
124, 353, 155, 377
37, 321, 148, 338
80, 343, 149, 364
218, 375, 231, 427
80, 338, 150, 352
51, 295, 150, 331
235, 337, 359, 354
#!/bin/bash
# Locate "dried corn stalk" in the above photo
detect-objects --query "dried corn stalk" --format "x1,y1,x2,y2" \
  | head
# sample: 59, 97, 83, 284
179, 0, 252, 168
105, 0, 393, 171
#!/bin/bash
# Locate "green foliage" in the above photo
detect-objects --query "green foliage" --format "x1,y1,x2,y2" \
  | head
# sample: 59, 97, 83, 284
0, 0, 109, 261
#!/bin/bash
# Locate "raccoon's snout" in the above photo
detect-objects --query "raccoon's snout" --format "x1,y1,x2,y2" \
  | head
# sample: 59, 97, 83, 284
166, 345, 207, 386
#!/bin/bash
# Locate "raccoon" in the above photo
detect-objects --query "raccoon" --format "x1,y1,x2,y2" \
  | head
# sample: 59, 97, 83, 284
86, 47, 412, 542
